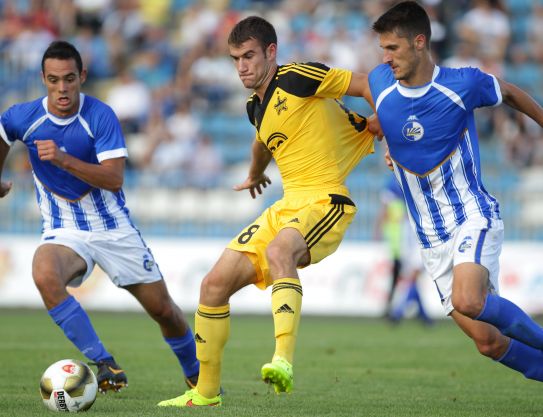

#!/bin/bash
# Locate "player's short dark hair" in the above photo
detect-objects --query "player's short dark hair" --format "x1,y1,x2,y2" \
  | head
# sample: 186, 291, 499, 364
41, 40, 83, 74
228, 16, 277, 52
372, 1, 431, 48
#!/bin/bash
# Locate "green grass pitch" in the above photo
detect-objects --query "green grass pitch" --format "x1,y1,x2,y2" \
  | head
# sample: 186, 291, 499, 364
1, 309, 541, 417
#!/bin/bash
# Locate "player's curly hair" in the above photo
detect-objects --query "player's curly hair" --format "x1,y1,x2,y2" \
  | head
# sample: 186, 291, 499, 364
228, 16, 277, 52
41, 40, 83, 74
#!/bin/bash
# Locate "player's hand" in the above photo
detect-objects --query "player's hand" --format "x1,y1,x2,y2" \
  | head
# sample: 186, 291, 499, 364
233, 174, 271, 199
368, 114, 383, 141
384, 147, 393, 171
0, 180, 12, 198
35, 140, 66, 167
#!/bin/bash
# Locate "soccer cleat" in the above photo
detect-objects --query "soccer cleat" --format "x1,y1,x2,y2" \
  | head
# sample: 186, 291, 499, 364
261, 356, 293, 393
157, 388, 222, 407
89, 358, 128, 393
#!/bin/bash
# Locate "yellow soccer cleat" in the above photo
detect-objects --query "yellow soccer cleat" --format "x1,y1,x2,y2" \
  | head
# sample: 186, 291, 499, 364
261, 356, 293, 393
157, 388, 222, 407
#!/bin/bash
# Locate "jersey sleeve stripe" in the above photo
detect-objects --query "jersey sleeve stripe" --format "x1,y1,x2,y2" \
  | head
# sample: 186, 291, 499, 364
280, 63, 328, 77
489, 75, 503, 107
296, 63, 328, 77
278, 67, 324, 82
97, 148, 128, 162
278, 67, 324, 81
0, 122, 12, 146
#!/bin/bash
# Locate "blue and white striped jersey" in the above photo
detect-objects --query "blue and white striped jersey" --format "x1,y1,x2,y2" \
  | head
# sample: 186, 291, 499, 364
369, 64, 502, 248
0, 94, 132, 232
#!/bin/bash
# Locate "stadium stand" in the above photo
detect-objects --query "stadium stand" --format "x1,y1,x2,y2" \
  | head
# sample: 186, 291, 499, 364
0, 0, 541, 241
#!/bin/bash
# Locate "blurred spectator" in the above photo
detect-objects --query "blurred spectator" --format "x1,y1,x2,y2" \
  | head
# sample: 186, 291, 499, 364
71, 23, 113, 82
186, 135, 224, 188
527, 3, 543, 67
106, 68, 151, 134
0, 0, 541, 180
441, 41, 482, 68
456, 0, 510, 61
139, 99, 201, 187
188, 40, 238, 111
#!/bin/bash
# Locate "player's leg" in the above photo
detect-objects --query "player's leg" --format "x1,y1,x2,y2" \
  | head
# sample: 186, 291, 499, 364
385, 257, 402, 317
261, 193, 357, 393
158, 248, 256, 407
452, 261, 543, 350
124, 280, 199, 389
452, 218, 543, 349
452, 311, 543, 381
267, 227, 307, 363
196, 249, 256, 398
32, 243, 115, 365
260, 227, 307, 393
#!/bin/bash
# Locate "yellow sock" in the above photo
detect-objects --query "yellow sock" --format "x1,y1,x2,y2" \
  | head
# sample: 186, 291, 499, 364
194, 304, 230, 399
271, 278, 303, 364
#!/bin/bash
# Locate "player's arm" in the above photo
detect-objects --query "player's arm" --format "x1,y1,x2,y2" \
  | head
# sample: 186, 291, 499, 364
35, 139, 124, 192
345, 72, 375, 109
233, 139, 272, 199
498, 78, 543, 127
0, 139, 13, 197
345, 72, 383, 139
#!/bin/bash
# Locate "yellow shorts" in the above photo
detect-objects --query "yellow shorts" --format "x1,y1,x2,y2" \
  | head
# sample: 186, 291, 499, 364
227, 190, 357, 289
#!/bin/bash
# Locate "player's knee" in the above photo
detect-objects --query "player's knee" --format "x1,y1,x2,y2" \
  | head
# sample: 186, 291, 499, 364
266, 244, 294, 271
32, 268, 61, 295
200, 272, 230, 305
147, 298, 178, 323
474, 338, 506, 359
451, 294, 485, 319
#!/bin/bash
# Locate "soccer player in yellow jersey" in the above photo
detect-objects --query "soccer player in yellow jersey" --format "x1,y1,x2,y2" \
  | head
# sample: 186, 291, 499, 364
158, 15, 377, 407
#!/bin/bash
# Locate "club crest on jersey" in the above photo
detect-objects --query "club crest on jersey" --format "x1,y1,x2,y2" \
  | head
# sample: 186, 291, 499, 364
458, 236, 473, 253
274, 94, 288, 115
402, 115, 424, 142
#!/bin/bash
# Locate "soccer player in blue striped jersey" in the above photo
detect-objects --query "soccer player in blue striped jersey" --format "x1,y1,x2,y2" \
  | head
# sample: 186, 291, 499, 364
369, 1, 543, 382
0, 41, 199, 392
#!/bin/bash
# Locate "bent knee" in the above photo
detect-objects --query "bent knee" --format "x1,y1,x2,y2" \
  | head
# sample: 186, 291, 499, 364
33, 268, 63, 294
452, 295, 485, 319
265, 243, 304, 273
475, 338, 508, 359
147, 299, 179, 323
200, 273, 230, 305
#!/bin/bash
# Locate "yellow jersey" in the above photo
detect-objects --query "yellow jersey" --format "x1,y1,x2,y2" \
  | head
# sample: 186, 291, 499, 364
246, 62, 374, 195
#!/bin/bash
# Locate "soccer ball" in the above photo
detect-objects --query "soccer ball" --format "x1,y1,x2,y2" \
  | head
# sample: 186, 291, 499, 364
40, 359, 98, 412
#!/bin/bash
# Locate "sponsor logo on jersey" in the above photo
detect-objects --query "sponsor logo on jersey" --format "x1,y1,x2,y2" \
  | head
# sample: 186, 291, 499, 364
458, 236, 473, 253
266, 132, 288, 153
402, 115, 424, 142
